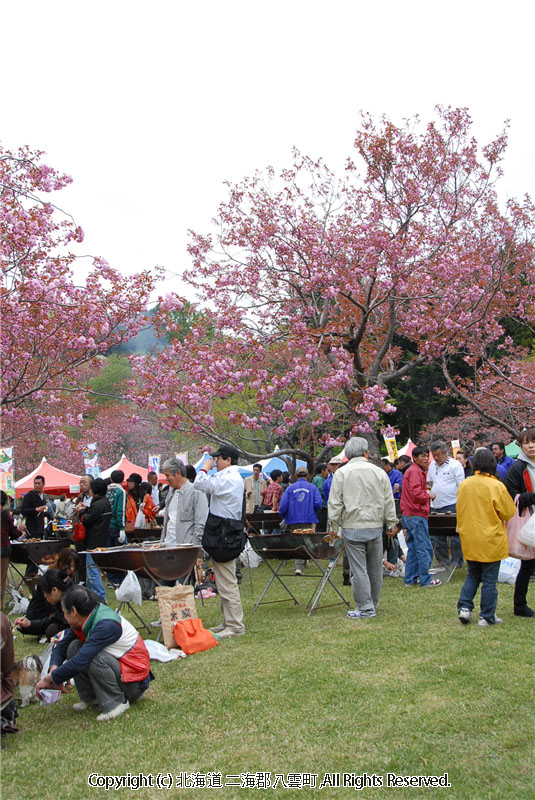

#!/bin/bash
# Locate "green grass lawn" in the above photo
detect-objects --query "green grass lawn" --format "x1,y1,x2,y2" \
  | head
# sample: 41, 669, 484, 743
2, 563, 534, 799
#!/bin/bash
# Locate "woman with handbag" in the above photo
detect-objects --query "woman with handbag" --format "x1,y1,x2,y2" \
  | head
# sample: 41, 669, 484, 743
504, 427, 535, 618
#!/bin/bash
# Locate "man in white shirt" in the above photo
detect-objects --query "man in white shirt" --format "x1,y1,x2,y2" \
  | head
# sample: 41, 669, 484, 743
428, 440, 465, 568
161, 458, 208, 547
194, 445, 246, 638
147, 472, 161, 507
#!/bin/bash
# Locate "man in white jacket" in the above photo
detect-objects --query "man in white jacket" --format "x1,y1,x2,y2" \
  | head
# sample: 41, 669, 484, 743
194, 445, 246, 638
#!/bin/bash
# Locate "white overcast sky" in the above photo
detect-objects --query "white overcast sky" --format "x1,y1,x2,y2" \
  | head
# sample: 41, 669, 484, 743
2, 0, 533, 301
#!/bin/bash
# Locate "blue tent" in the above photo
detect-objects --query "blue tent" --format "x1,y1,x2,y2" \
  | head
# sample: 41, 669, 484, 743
193, 453, 253, 478
253, 455, 308, 476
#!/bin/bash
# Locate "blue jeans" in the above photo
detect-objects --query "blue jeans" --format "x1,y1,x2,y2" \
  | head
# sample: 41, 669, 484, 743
107, 525, 121, 548
458, 560, 500, 622
85, 552, 106, 602
402, 516, 433, 587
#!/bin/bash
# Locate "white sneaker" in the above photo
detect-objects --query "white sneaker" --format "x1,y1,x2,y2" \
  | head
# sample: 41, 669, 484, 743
294, 569, 303, 576
73, 700, 98, 712
458, 607, 472, 625
477, 617, 503, 627
347, 609, 376, 619
96, 701, 129, 721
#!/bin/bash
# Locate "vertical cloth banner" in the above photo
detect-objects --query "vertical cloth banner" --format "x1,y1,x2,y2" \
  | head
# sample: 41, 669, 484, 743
383, 436, 398, 462
82, 443, 101, 478
0, 447, 15, 499
148, 454, 161, 474
451, 439, 460, 458
175, 452, 188, 465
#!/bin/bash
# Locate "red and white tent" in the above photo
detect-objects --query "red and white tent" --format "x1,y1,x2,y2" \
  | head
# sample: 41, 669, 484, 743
15, 458, 82, 499
99, 454, 167, 483
398, 439, 416, 457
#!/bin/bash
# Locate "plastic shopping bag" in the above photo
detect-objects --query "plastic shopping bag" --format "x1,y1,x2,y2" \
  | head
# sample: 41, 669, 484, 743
498, 557, 521, 585
173, 617, 218, 655
518, 513, 535, 548
115, 570, 143, 606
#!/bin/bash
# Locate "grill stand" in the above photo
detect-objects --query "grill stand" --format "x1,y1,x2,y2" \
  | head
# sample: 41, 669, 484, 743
116, 599, 154, 637
303, 549, 350, 617
252, 558, 301, 611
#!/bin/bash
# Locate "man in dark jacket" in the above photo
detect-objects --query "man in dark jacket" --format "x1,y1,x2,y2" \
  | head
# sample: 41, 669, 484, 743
21, 476, 51, 538
503, 428, 535, 617
79, 479, 111, 602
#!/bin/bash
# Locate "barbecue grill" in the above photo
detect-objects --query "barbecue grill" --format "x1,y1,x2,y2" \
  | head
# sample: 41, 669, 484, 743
84, 544, 200, 636
86, 543, 200, 582
428, 511, 459, 582
126, 527, 162, 543
10, 538, 73, 566
8, 538, 74, 595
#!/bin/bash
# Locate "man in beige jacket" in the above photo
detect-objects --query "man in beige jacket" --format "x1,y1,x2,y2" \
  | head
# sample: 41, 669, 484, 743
244, 464, 267, 515
328, 437, 399, 619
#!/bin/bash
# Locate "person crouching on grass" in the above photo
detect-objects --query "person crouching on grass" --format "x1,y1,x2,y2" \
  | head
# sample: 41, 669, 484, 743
35, 585, 153, 721
456, 448, 516, 627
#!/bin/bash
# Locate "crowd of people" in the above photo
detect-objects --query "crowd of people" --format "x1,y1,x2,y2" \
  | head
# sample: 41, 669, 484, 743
1, 428, 534, 732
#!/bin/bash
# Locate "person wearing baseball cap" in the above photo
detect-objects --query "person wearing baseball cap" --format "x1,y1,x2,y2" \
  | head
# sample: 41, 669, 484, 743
278, 466, 323, 575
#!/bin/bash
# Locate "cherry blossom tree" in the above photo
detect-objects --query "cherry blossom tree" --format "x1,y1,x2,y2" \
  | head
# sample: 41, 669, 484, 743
419, 409, 508, 453
130, 107, 534, 463
0, 146, 157, 452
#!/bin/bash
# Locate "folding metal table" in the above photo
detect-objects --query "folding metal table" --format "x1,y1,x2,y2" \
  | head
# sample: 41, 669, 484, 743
247, 531, 349, 616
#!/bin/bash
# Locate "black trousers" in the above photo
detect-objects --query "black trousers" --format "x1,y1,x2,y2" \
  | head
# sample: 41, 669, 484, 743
514, 558, 535, 610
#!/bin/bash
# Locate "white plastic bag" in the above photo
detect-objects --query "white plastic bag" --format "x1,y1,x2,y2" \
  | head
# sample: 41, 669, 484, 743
498, 557, 521, 585
115, 570, 143, 606
240, 540, 263, 569
135, 508, 146, 529
7, 586, 29, 615
518, 513, 535, 548
144, 639, 185, 661
39, 643, 62, 705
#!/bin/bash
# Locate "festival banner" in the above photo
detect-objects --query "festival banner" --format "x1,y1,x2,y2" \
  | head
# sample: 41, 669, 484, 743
175, 452, 188, 465
0, 447, 15, 499
148, 454, 161, 474
451, 439, 460, 458
82, 442, 101, 478
383, 436, 398, 463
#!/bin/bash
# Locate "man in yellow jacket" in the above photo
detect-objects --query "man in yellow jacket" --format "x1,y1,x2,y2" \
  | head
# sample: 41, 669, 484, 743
456, 448, 516, 627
